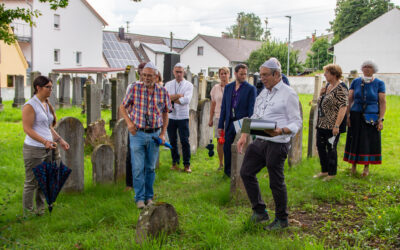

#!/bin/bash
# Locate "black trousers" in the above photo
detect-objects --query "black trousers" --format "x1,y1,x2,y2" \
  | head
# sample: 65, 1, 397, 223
126, 134, 133, 187
223, 122, 236, 177
167, 119, 191, 166
240, 139, 289, 220
316, 128, 340, 176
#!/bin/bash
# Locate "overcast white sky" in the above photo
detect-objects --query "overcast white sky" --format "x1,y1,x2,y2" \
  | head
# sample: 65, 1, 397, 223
87, 0, 400, 42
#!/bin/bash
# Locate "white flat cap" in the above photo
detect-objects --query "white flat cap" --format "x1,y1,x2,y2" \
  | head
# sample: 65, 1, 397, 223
260, 58, 281, 70
144, 62, 158, 70
174, 62, 185, 68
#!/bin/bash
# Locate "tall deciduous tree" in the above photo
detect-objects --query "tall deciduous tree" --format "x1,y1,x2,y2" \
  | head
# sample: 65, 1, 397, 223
330, 0, 396, 44
247, 40, 302, 75
305, 37, 333, 71
227, 12, 264, 41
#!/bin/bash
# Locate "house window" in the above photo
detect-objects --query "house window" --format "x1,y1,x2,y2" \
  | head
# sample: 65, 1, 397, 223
54, 14, 60, 29
197, 46, 204, 56
54, 49, 60, 63
76, 52, 82, 65
7, 75, 14, 87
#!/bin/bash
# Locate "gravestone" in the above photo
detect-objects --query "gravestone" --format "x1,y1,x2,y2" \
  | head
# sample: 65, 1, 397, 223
288, 101, 303, 166
48, 73, 59, 108
231, 133, 251, 201
92, 144, 114, 184
86, 80, 102, 127
72, 77, 82, 106
125, 65, 136, 89
0, 84, 3, 111
96, 73, 103, 87
199, 76, 207, 100
197, 99, 213, 148
59, 74, 71, 108
346, 70, 358, 86
185, 67, 192, 83
111, 118, 128, 181
205, 80, 213, 99
85, 119, 107, 146
12, 75, 25, 107
248, 75, 254, 85
308, 75, 322, 158
102, 80, 112, 108
189, 75, 199, 111
55, 117, 84, 192
135, 203, 179, 244
253, 72, 260, 86
30, 71, 41, 97
110, 78, 126, 129
189, 110, 198, 154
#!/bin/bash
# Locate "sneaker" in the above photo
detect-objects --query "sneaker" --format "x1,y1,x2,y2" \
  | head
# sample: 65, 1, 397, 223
184, 165, 192, 173
313, 172, 328, 178
265, 218, 288, 230
136, 200, 145, 209
171, 164, 180, 171
145, 199, 153, 206
250, 210, 270, 224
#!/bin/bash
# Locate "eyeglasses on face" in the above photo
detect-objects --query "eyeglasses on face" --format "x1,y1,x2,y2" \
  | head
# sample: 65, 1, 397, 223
43, 85, 53, 90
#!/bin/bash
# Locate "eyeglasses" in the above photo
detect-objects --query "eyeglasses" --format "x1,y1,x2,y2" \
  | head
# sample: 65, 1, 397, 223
43, 85, 53, 90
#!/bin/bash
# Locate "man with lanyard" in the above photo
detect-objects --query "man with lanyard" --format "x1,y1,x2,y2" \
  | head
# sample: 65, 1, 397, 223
164, 63, 194, 173
218, 64, 256, 177
120, 62, 171, 209
237, 59, 302, 230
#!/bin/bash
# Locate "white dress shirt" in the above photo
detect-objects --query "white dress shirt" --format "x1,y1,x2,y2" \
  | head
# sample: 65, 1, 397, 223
252, 81, 302, 143
164, 79, 194, 120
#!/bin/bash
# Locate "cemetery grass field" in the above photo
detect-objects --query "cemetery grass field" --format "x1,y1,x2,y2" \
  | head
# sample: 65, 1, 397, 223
1, 95, 399, 249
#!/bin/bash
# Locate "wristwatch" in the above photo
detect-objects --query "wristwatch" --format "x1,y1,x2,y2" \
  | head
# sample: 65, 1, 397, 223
378, 118, 384, 122
334, 125, 339, 128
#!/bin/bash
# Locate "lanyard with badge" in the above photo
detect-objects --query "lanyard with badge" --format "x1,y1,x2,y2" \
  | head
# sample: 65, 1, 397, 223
145, 88, 155, 127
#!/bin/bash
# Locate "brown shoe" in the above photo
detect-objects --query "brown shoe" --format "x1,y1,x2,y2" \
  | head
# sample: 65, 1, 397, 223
184, 165, 192, 173
171, 164, 180, 171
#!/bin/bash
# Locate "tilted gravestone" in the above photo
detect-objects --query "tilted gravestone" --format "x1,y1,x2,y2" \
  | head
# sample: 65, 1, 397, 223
86, 80, 102, 127
30, 71, 41, 97
199, 76, 207, 100
48, 73, 59, 108
197, 99, 213, 148
92, 144, 114, 184
346, 70, 358, 86
59, 74, 71, 108
231, 133, 251, 201
55, 117, 84, 192
135, 203, 179, 244
288, 101, 303, 166
185, 67, 192, 83
12, 75, 25, 108
110, 77, 126, 129
308, 75, 322, 158
189, 75, 199, 111
72, 77, 82, 106
189, 110, 198, 154
111, 118, 128, 181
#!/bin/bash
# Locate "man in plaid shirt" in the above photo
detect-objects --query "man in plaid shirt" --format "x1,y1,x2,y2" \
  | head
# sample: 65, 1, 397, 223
120, 62, 171, 209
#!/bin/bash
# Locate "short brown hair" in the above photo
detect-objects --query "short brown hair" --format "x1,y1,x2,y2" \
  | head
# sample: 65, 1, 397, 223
323, 64, 342, 79
234, 64, 248, 73
218, 67, 230, 75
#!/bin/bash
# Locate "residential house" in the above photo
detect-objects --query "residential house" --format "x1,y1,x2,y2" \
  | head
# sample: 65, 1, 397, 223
179, 34, 262, 76
292, 33, 333, 65
334, 8, 400, 73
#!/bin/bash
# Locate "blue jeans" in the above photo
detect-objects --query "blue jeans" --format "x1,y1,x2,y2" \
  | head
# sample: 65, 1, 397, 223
167, 119, 191, 166
129, 130, 160, 202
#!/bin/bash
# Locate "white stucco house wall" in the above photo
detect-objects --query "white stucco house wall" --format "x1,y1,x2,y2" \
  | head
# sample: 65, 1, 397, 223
6, 0, 107, 76
180, 34, 262, 76
334, 8, 400, 73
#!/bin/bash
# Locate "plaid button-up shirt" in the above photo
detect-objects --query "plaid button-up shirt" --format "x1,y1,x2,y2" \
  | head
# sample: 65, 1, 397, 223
122, 83, 171, 129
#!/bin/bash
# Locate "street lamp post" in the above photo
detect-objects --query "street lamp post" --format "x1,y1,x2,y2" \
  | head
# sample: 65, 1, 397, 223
285, 15, 291, 76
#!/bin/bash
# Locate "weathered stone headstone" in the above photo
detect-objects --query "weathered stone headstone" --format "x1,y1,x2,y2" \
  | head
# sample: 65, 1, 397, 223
55, 117, 84, 192
86, 80, 102, 127
197, 99, 213, 148
12, 75, 25, 107
111, 118, 128, 181
135, 203, 179, 244
59, 74, 71, 108
346, 70, 359, 86
102, 80, 111, 109
199, 76, 207, 100
30, 71, 41, 97
205, 80, 213, 99
85, 119, 107, 146
248, 75, 254, 85
125, 65, 136, 89
72, 77, 82, 106
189, 110, 198, 154
253, 72, 260, 85
92, 144, 114, 184
110, 77, 126, 129
288, 101, 303, 166
185, 67, 192, 83
308, 75, 322, 158
231, 133, 251, 201
48, 73, 59, 108
189, 75, 199, 111
96, 73, 103, 87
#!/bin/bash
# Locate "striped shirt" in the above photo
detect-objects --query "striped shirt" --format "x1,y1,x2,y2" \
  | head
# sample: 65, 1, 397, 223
122, 83, 171, 129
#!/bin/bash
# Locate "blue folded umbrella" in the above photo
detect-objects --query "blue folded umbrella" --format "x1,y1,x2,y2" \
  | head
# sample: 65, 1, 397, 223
152, 136, 173, 149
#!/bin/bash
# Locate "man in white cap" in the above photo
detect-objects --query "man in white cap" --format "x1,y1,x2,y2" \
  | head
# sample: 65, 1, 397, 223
164, 63, 194, 173
120, 62, 171, 209
237, 58, 302, 230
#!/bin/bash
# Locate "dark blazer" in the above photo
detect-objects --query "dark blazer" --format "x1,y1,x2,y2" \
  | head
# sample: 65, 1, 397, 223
218, 81, 257, 131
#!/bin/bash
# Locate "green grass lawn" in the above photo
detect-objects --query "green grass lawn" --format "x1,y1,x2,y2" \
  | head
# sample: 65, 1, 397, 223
0, 95, 399, 249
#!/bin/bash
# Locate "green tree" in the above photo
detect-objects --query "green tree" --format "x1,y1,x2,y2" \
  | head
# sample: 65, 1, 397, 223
305, 37, 333, 71
227, 12, 264, 41
330, 0, 397, 44
247, 40, 302, 75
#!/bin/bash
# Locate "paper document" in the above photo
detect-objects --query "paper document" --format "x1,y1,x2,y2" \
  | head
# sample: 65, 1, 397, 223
328, 136, 336, 145
250, 121, 277, 130
233, 119, 243, 133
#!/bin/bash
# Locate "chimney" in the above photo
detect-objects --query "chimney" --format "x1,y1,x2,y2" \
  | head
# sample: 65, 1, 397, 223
119, 27, 125, 40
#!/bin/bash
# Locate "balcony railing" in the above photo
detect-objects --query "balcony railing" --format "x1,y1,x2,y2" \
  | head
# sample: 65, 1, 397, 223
10, 22, 32, 42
